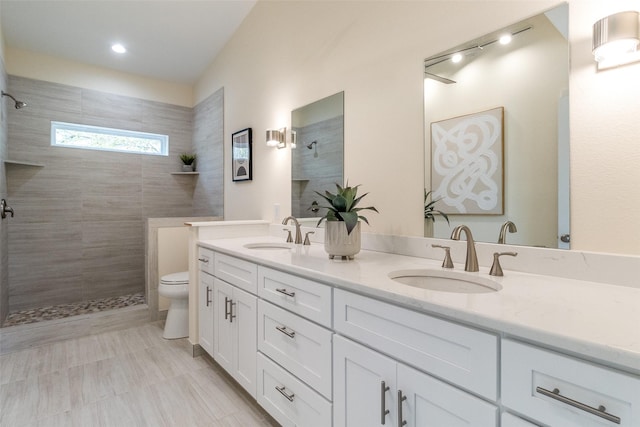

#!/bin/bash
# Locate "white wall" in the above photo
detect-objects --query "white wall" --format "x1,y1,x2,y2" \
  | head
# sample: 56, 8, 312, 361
6, 47, 193, 107
195, 0, 640, 255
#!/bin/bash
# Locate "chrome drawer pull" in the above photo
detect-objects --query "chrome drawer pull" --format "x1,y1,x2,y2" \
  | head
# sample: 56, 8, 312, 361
275, 385, 295, 402
206, 286, 211, 307
536, 387, 621, 424
198, 257, 209, 263
397, 390, 407, 427
275, 325, 295, 338
380, 381, 390, 424
275, 288, 295, 298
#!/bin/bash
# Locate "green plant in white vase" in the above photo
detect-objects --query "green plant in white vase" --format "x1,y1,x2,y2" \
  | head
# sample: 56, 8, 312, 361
314, 183, 378, 259
179, 153, 197, 172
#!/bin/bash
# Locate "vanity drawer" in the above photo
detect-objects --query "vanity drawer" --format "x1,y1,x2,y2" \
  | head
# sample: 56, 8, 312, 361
334, 289, 498, 400
197, 246, 214, 275
257, 353, 332, 427
258, 300, 333, 399
258, 266, 332, 327
502, 339, 640, 427
501, 413, 539, 427
214, 253, 257, 294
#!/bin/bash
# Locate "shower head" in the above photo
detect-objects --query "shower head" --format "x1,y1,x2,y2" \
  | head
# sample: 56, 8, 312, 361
2, 91, 27, 109
306, 141, 317, 149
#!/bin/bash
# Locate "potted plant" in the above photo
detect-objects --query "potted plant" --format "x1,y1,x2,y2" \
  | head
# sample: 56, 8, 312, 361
314, 183, 378, 259
179, 153, 197, 172
424, 190, 449, 236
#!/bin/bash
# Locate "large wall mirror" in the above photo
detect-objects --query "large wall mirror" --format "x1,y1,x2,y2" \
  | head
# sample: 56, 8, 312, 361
291, 91, 344, 219
424, 3, 569, 249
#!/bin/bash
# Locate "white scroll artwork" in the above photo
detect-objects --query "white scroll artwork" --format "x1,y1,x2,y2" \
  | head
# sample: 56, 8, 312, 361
431, 107, 504, 214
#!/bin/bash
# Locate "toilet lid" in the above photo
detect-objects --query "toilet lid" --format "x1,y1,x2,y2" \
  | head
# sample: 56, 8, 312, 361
160, 271, 189, 285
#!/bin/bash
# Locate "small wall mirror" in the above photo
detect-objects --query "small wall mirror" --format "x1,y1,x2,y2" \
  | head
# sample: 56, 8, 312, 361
423, 3, 569, 248
291, 91, 344, 220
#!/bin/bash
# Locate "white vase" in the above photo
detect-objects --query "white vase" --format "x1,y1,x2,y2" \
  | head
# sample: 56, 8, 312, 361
324, 221, 361, 260
182, 164, 194, 172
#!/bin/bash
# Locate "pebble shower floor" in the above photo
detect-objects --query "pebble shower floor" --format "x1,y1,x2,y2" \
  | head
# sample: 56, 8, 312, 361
2, 292, 145, 327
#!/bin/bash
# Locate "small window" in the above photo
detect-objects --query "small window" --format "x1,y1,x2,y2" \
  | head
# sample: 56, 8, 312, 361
51, 121, 168, 156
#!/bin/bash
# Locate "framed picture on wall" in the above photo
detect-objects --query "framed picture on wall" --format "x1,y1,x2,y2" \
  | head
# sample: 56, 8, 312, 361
431, 107, 504, 214
232, 128, 252, 182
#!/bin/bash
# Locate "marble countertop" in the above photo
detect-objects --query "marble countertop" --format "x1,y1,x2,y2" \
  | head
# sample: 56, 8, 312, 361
199, 235, 640, 375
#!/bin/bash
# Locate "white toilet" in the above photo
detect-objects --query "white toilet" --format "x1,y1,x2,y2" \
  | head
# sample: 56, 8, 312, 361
158, 271, 189, 339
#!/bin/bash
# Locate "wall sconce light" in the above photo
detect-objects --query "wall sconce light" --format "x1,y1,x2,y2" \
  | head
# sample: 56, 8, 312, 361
266, 127, 286, 149
593, 10, 640, 70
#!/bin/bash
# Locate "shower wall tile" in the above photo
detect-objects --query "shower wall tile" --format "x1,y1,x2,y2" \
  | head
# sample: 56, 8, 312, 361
4, 76, 222, 312
1, 61, 9, 324
192, 88, 224, 217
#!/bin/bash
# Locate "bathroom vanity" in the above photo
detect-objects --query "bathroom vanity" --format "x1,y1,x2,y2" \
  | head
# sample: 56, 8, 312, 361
191, 227, 640, 427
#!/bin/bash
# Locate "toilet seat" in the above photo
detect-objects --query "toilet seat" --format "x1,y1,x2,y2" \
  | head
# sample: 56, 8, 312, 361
160, 271, 189, 285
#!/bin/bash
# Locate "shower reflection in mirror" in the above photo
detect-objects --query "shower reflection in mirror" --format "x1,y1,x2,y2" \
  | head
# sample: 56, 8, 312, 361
291, 92, 344, 219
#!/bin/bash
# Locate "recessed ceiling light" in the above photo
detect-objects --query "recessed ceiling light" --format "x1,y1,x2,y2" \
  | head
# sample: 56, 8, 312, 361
111, 43, 126, 54
451, 53, 463, 63
499, 34, 512, 45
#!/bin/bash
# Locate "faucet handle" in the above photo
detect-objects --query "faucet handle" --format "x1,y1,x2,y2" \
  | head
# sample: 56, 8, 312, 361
431, 244, 454, 269
489, 252, 518, 276
303, 231, 315, 246
283, 228, 293, 243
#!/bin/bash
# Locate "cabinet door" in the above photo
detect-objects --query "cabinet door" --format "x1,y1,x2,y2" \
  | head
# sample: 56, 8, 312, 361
334, 335, 397, 427
198, 272, 214, 356
397, 363, 497, 427
233, 286, 257, 399
213, 278, 234, 374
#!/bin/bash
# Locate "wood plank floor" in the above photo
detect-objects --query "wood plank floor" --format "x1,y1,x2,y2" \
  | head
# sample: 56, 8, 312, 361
0, 322, 280, 426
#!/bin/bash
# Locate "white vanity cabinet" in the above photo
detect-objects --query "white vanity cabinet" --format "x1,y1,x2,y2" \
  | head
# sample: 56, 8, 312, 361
197, 247, 215, 357
502, 339, 640, 427
256, 266, 333, 427
333, 335, 497, 427
211, 253, 258, 398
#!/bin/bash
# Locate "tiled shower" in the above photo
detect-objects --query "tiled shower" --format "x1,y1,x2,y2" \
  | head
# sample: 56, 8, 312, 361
0, 75, 224, 326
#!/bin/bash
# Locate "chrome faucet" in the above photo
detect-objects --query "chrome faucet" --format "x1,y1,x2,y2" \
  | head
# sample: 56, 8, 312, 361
451, 225, 479, 272
282, 216, 302, 244
498, 221, 517, 244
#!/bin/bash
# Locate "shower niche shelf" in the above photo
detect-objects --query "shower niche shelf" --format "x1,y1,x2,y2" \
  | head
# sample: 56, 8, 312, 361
170, 172, 199, 175
4, 159, 45, 167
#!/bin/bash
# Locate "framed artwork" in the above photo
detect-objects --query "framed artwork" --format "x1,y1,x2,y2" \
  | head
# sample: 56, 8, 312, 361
431, 107, 504, 214
232, 128, 252, 182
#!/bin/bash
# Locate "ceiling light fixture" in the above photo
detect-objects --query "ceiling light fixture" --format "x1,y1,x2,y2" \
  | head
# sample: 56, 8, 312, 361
593, 11, 640, 70
499, 34, 512, 45
451, 53, 463, 63
111, 43, 127, 54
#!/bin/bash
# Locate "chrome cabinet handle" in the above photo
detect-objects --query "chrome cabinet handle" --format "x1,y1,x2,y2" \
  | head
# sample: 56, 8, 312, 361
275, 325, 295, 338
536, 387, 621, 424
380, 381, 390, 424
397, 390, 407, 427
275, 385, 295, 402
198, 257, 209, 263
224, 297, 236, 322
206, 286, 211, 307
275, 288, 295, 298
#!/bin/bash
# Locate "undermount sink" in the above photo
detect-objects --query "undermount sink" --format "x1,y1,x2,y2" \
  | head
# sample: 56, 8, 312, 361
388, 269, 501, 293
243, 242, 292, 250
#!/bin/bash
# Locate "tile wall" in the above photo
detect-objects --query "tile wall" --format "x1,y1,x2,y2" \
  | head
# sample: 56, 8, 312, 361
0, 58, 8, 324
291, 115, 343, 218
5, 76, 223, 312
